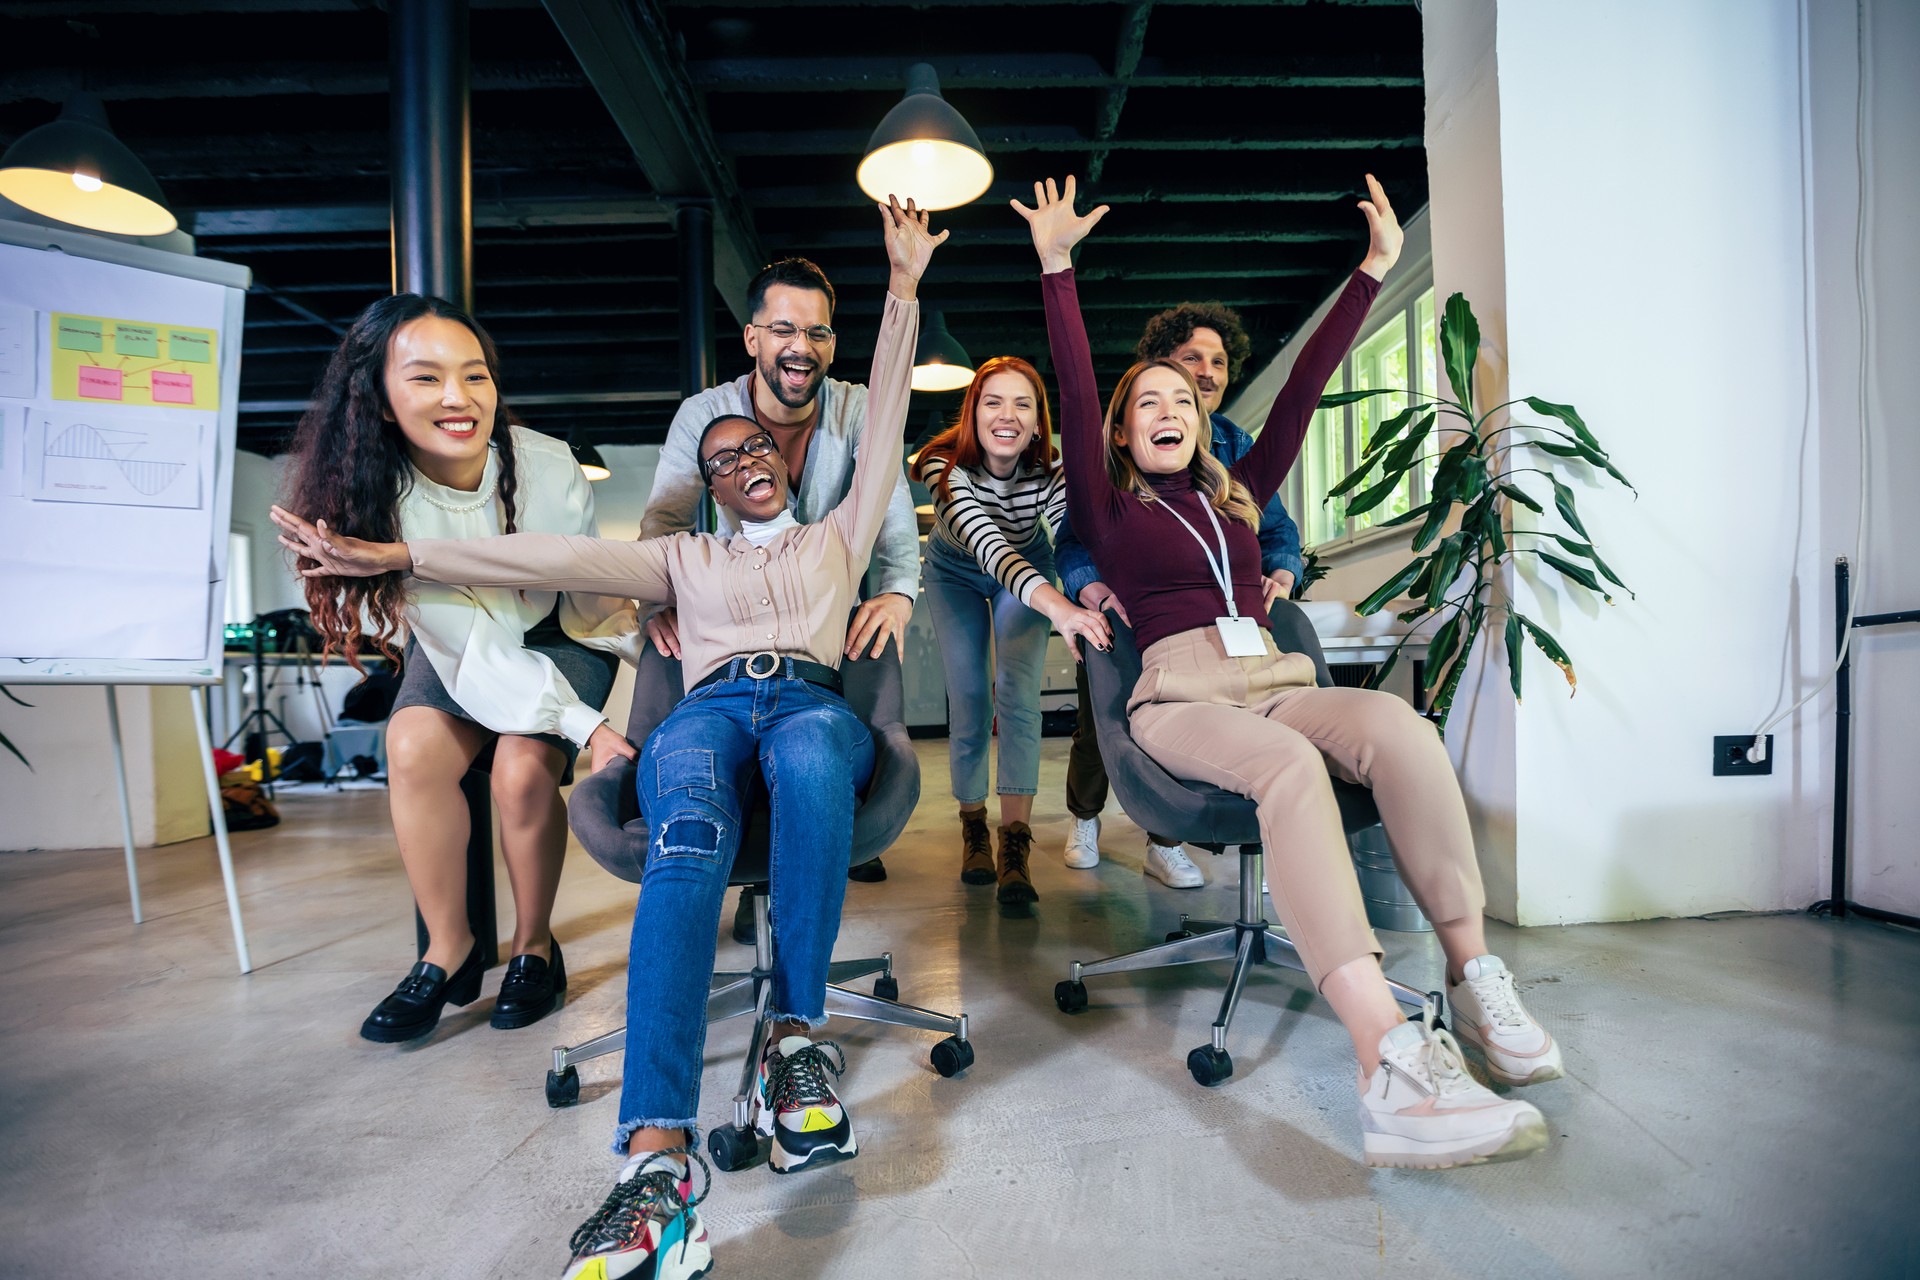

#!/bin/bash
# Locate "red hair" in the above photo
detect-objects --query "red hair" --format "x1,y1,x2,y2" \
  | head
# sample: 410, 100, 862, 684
911, 356, 1056, 501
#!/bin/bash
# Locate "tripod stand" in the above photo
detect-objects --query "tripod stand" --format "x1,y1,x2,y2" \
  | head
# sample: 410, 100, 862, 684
220, 611, 309, 797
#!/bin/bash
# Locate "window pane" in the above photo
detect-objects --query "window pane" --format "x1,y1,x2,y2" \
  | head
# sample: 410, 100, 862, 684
1299, 366, 1346, 547
226, 530, 254, 625
1350, 314, 1411, 532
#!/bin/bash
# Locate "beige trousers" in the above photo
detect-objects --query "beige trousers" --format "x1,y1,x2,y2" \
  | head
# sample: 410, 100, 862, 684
1128, 626, 1485, 988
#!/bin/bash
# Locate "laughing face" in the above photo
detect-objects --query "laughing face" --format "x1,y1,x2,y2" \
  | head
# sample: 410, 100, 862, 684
701, 417, 792, 524
1168, 325, 1230, 416
382, 315, 497, 485
746, 283, 834, 410
1115, 363, 1203, 475
972, 368, 1041, 477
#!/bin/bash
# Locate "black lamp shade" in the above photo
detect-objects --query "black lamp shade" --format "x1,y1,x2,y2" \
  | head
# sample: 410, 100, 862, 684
912, 310, 974, 393
0, 95, 176, 237
571, 442, 611, 481
857, 64, 993, 211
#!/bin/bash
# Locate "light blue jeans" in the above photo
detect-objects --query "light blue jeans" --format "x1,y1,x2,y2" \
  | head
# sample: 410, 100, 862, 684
921, 532, 1056, 805
613, 662, 875, 1152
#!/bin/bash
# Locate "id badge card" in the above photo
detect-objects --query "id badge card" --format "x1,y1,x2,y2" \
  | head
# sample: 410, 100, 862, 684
1215, 615, 1266, 658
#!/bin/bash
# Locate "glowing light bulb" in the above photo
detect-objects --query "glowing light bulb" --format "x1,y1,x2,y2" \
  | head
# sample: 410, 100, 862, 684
911, 140, 936, 166
70, 171, 103, 192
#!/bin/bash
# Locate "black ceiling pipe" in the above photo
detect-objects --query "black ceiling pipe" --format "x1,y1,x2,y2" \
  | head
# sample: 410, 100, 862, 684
389, 0, 473, 311
675, 202, 715, 399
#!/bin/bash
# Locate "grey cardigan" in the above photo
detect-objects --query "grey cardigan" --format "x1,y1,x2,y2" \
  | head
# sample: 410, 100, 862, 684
639, 371, 921, 604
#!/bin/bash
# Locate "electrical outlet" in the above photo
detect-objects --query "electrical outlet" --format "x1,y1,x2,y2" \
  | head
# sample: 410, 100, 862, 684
1714, 735, 1773, 776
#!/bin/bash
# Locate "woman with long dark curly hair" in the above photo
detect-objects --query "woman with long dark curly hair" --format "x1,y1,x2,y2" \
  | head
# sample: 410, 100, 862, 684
910, 356, 1109, 903
281, 294, 641, 1044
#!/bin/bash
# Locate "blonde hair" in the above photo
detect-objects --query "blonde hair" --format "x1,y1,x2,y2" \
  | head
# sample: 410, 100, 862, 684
1102, 360, 1261, 528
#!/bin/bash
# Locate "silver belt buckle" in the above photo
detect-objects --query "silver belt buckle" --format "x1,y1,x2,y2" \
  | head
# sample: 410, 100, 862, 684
744, 651, 780, 680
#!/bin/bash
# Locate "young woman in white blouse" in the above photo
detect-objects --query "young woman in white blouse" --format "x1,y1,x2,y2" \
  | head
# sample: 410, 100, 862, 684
911, 357, 1110, 903
281, 294, 642, 1044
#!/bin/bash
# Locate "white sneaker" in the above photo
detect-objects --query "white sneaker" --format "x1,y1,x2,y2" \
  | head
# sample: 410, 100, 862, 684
1143, 839, 1204, 889
1448, 955, 1565, 1085
1063, 816, 1102, 869
1358, 1017, 1549, 1169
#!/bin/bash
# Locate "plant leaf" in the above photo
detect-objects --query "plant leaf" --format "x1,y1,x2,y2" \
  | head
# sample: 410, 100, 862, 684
1411, 498, 1451, 552
0, 686, 31, 708
1431, 532, 1469, 603
1537, 550, 1613, 602
1355, 557, 1427, 617
0, 730, 29, 771
1513, 612, 1577, 693
1317, 388, 1399, 408
1498, 483, 1543, 513
1362, 403, 1422, 455
1523, 397, 1602, 454
1429, 606, 1484, 724
1550, 476, 1590, 539
1504, 612, 1524, 703
1368, 639, 1405, 691
1440, 292, 1480, 414
1379, 411, 1436, 476
1549, 534, 1633, 597
1425, 609, 1463, 688
1378, 499, 1434, 530
1343, 471, 1406, 519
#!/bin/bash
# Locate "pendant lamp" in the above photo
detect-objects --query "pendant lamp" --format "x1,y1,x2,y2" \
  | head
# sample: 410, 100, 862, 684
571, 441, 612, 481
911, 311, 974, 393
0, 94, 177, 237
857, 64, 992, 211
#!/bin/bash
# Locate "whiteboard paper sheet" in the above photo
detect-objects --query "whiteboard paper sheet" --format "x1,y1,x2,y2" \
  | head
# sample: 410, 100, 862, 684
29, 406, 205, 509
0, 301, 33, 400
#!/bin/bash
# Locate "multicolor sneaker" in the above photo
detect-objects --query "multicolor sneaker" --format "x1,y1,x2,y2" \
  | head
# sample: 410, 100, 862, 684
753, 1035, 858, 1174
1358, 1015, 1549, 1170
1063, 816, 1101, 869
1447, 955, 1565, 1085
561, 1147, 712, 1280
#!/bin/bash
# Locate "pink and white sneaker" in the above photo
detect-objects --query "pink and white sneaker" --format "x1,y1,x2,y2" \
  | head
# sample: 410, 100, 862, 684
1447, 955, 1565, 1085
1358, 1017, 1549, 1169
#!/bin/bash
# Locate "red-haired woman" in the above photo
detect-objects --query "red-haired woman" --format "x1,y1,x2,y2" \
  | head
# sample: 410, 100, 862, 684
281, 294, 641, 1044
910, 357, 1110, 903
1018, 175, 1564, 1170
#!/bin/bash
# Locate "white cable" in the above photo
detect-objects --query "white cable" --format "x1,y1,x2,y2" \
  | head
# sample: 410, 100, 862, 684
1748, 0, 1873, 765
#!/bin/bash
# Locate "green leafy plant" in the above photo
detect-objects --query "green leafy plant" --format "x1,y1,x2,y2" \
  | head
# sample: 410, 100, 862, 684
1319, 293, 1633, 726
1293, 549, 1329, 600
0, 686, 32, 770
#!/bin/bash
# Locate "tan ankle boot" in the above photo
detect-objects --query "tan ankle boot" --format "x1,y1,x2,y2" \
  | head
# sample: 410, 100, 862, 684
959, 809, 995, 885
996, 822, 1038, 904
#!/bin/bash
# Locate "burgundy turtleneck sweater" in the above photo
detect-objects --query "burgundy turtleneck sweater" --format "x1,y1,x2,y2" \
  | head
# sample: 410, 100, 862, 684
1044, 266, 1381, 653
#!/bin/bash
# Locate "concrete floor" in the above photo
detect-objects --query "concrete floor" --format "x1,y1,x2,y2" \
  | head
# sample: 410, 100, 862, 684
2, 738, 1915, 1279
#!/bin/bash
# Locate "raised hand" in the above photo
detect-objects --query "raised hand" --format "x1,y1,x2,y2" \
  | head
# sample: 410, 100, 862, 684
1357, 173, 1404, 282
879, 195, 949, 298
1009, 176, 1110, 273
269, 505, 410, 578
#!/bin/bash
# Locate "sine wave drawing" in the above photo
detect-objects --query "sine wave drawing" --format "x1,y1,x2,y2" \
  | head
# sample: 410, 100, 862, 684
44, 421, 187, 496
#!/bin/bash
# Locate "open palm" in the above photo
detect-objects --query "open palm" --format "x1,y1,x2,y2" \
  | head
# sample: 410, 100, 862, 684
1010, 176, 1110, 272
879, 195, 949, 283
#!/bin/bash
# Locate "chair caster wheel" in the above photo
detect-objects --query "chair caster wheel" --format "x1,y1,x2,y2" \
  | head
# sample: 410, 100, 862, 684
1186, 1045, 1233, 1086
707, 1123, 758, 1173
1165, 929, 1193, 942
1054, 980, 1088, 1013
873, 975, 900, 1002
545, 1066, 579, 1108
930, 1036, 974, 1078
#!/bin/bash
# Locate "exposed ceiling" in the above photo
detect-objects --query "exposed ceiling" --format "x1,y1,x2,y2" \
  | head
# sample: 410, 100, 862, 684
0, 0, 1428, 456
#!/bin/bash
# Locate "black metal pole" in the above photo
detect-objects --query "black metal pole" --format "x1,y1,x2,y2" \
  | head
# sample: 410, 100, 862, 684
390, 0, 473, 312
391, 0, 493, 967
676, 202, 715, 399
1828, 558, 1851, 919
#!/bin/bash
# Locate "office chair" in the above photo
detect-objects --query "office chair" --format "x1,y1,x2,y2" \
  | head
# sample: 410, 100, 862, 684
553, 636, 973, 1173
1056, 599, 1438, 1086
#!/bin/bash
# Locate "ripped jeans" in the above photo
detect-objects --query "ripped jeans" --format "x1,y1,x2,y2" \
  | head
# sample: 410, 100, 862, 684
614, 663, 875, 1152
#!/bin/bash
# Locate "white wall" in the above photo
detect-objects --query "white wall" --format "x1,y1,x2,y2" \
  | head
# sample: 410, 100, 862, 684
1808, 0, 1920, 916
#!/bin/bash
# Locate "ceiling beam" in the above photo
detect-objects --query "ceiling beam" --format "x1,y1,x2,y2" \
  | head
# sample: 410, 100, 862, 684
764, 226, 1350, 249
238, 388, 682, 415
0, 61, 584, 106
540, 0, 764, 322
189, 197, 672, 237
717, 125, 1423, 155
687, 54, 1420, 93
1087, 2, 1153, 184
666, 0, 1412, 6
737, 180, 1357, 209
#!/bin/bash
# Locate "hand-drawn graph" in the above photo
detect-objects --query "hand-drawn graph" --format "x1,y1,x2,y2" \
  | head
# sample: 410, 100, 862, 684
32, 410, 204, 509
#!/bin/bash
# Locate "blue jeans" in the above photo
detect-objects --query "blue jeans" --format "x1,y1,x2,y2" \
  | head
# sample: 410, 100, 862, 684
921, 533, 1055, 805
613, 662, 875, 1152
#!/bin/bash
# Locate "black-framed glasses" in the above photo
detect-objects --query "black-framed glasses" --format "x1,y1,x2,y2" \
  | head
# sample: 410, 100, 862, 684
703, 431, 776, 481
751, 321, 836, 344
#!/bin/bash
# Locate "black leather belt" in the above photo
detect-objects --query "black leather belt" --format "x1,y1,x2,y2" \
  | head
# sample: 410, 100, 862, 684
690, 651, 843, 695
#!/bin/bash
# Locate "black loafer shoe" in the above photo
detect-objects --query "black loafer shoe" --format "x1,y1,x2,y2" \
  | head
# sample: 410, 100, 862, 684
732, 887, 760, 946
847, 858, 887, 883
490, 941, 566, 1030
360, 941, 485, 1043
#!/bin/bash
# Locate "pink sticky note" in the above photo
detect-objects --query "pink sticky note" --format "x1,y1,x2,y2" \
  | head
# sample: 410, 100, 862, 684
151, 371, 194, 404
77, 366, 124, 400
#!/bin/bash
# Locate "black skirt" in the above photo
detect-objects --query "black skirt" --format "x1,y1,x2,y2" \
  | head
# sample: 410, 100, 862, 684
392, 605, 619, 785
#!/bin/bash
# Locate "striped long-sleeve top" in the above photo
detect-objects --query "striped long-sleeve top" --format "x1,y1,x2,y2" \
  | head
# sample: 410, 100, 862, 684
919, 452, 1067, 607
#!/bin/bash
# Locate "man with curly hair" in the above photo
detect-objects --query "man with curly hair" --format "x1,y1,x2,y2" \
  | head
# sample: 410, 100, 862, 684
1052, 302, 1306, 886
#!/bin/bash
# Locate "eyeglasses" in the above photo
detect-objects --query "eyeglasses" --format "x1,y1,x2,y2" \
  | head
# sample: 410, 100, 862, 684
703, 431, 776, 481
752, 321, 836, 345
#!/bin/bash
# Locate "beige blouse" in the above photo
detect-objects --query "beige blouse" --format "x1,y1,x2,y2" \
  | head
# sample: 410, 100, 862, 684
406, 291, 918, 689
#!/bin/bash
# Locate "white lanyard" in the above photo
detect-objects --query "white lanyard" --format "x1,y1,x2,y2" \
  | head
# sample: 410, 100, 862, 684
1157, 496, 1240, 619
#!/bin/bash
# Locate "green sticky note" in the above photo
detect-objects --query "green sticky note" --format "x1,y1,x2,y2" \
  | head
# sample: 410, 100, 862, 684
114, 323, 159, 358
56, 316, 103, 352
168, 329, 212, 363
